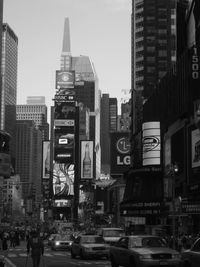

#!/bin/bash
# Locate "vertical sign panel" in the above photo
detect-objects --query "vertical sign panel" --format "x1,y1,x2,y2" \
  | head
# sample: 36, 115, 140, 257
42, 141, 50, 179
142, 122, 161, 166
81, 141, 93, 179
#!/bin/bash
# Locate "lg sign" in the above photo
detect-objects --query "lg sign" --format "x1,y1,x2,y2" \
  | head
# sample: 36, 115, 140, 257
116, 137, 130, 165
110, 133, 130, 175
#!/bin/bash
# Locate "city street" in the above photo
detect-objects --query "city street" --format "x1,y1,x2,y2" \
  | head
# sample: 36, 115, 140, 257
1, 243, 110, 267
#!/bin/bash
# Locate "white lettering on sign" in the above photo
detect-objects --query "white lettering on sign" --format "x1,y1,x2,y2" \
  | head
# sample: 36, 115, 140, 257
192, 47, 199, 79
117, 155, 130, 165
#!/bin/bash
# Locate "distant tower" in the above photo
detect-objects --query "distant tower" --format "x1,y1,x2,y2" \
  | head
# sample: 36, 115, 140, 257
60, 17, 72, 71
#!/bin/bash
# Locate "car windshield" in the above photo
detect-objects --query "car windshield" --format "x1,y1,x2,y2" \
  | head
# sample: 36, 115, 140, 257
81, 236, 105, 244
130, 237, 167, 248
103, 230, 124, 237
55, 234, 71, 241
142, 237, 167, 247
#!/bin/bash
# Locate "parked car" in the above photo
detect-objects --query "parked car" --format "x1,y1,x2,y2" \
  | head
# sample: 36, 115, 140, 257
71, 234, 110, 259
181, 237, 200, 267
51, 233, 73, 251
97, 227, 125, 245
109, 235, 182, 267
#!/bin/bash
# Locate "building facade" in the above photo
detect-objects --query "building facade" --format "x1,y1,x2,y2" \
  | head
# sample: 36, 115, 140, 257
16, 100, 49, 140
1, 23, 18, 163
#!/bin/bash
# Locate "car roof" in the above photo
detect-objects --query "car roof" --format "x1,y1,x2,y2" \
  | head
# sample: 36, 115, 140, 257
127, 235, 163, 238
101, 228, 124, 230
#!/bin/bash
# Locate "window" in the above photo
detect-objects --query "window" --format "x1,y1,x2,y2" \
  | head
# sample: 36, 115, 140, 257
158, 50, 167, 57
192, 240, 200, 252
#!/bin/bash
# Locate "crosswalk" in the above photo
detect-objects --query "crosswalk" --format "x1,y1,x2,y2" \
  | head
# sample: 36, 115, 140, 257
3, 249, 70, 258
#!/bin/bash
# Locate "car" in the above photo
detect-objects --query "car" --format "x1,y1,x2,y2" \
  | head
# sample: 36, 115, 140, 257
47, 233, 57, 246
71, 234, 110, 259
181, 237, 200, 267
109, 235, 182, 267
97, 227, 125, 245
51, 233, 73, 251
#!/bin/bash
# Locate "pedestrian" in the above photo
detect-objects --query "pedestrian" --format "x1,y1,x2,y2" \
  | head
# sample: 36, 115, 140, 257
27, 230, 44, 267
9, 230, 15, 248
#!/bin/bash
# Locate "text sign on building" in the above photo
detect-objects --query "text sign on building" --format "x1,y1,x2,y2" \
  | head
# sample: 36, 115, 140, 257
80, 141, 93, 179
110, 132, 130, 175
55, 70, 75, 89
54, 94, 75, 102
142, 122, 161, 166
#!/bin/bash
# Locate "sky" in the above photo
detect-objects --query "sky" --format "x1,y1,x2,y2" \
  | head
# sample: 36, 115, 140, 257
3, 0, 131, 116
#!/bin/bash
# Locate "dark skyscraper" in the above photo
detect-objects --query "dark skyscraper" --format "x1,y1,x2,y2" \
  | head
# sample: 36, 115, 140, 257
131, 0, 176, 134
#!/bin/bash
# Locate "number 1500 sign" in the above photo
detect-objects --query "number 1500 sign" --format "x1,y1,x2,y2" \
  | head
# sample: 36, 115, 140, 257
192, 47, 199, 79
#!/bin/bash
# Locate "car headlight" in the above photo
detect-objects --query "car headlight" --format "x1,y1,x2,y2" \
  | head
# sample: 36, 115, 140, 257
139, 254, 152, 259
55, 241, 60, 246
172, 254, 181, 259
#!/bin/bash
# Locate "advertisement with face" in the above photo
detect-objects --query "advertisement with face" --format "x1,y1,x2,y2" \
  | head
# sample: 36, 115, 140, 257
53, 163, 74, 199
54, 101, 76, 120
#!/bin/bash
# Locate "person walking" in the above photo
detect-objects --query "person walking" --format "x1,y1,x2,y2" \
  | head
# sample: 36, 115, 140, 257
27, 230, 44, 267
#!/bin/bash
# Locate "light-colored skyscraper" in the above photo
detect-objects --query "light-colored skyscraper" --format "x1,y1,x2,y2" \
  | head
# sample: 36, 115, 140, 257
16, 97, 49, 140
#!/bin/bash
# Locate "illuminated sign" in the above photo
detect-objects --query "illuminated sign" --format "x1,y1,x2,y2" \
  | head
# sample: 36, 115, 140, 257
56, 71, 75, 89
54, 94, 75, 102
142, 122, 161, 166
54, 102, 75, 120
110, 132, 130, 175
54, 119, 75, 127
53, 163, 74, 198
80, 141, 93, 179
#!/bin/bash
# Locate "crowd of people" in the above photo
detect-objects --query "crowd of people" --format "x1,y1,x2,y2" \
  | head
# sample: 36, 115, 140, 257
0, 228, 22, 250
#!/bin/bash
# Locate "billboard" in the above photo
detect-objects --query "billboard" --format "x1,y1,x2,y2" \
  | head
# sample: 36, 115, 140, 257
56, 70, 75, 89
42, 141, 50, 179
191, 128, 200, 168
142, 122, 161, 166
54, 101, 75, 120
53, 163, 74, 199
110, 132, 130, 175
80, 141, 93, 179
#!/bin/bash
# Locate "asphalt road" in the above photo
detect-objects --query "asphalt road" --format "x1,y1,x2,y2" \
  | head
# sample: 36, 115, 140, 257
1, 243, 111, 267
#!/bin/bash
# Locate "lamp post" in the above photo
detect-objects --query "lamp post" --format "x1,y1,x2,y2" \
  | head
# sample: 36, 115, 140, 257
170, 163, 179, 250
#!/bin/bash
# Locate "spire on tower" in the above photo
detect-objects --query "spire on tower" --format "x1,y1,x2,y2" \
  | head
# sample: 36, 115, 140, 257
62, 17, 71, 54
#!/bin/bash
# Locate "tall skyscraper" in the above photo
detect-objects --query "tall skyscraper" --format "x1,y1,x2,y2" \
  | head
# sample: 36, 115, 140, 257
1, 23, 18, 160
16, 98, 49, 140
131, 0, 176, 134
59, 18, 101, 179
15, 120, 42, 206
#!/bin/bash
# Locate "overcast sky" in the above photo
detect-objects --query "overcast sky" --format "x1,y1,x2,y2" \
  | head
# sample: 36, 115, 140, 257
3, 0, 131, 113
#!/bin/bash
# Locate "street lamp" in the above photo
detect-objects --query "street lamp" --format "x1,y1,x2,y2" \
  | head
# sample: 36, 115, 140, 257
170, 163, 179, 249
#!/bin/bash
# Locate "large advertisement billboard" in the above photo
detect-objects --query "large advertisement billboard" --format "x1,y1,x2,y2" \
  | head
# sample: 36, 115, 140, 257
110, 132, 130, 175
142, 122, 161, 166
54, 101, 75, 120
191, 128, 200, 168
80, 141, 93, 179
42, 141, 50, 179
53, 163, 74, 199
55, 71, 75, 89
